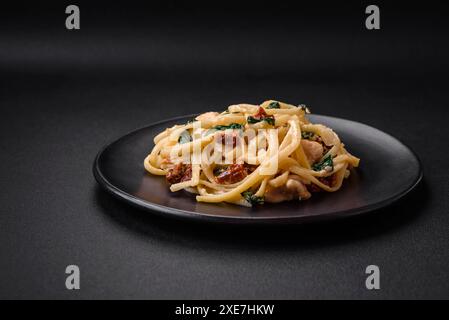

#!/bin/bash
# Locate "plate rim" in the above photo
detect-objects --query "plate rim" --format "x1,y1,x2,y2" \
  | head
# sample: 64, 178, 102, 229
93, 114, 423, 224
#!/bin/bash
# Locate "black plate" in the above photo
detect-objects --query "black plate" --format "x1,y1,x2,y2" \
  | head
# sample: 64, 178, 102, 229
93, 114, 422, 224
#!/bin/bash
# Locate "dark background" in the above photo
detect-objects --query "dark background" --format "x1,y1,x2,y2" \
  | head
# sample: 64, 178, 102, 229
0, 1, 448, 299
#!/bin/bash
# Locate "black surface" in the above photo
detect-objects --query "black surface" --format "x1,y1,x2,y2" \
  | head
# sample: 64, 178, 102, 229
94, 114, 422, 224
1, 1, 449, 299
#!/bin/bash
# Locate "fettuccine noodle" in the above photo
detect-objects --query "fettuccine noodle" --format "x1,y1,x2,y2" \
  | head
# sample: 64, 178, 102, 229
144, 100, 360, 207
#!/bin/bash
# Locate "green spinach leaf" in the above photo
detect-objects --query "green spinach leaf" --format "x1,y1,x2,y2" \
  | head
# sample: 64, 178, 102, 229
247, 116, 275, 126
312, 154, 334, 172
206, 123, 243, 136
241, 190, 265, 205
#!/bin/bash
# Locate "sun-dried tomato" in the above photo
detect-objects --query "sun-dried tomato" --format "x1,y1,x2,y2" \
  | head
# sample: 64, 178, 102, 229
215, 164, 248, 184
166, 163, 192, 184
254, 107, 270, 120
180, 165, 192, 182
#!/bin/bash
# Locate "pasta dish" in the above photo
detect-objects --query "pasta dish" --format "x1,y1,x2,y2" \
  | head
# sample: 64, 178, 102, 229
144, 100, 360, 207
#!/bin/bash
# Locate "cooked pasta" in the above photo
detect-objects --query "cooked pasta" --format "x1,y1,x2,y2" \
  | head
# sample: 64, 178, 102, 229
144, 100, 360, 207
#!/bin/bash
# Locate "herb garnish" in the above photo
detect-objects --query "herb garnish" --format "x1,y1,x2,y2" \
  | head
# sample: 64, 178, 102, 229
312, 154, 334, 172
241, 190, 265, 205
